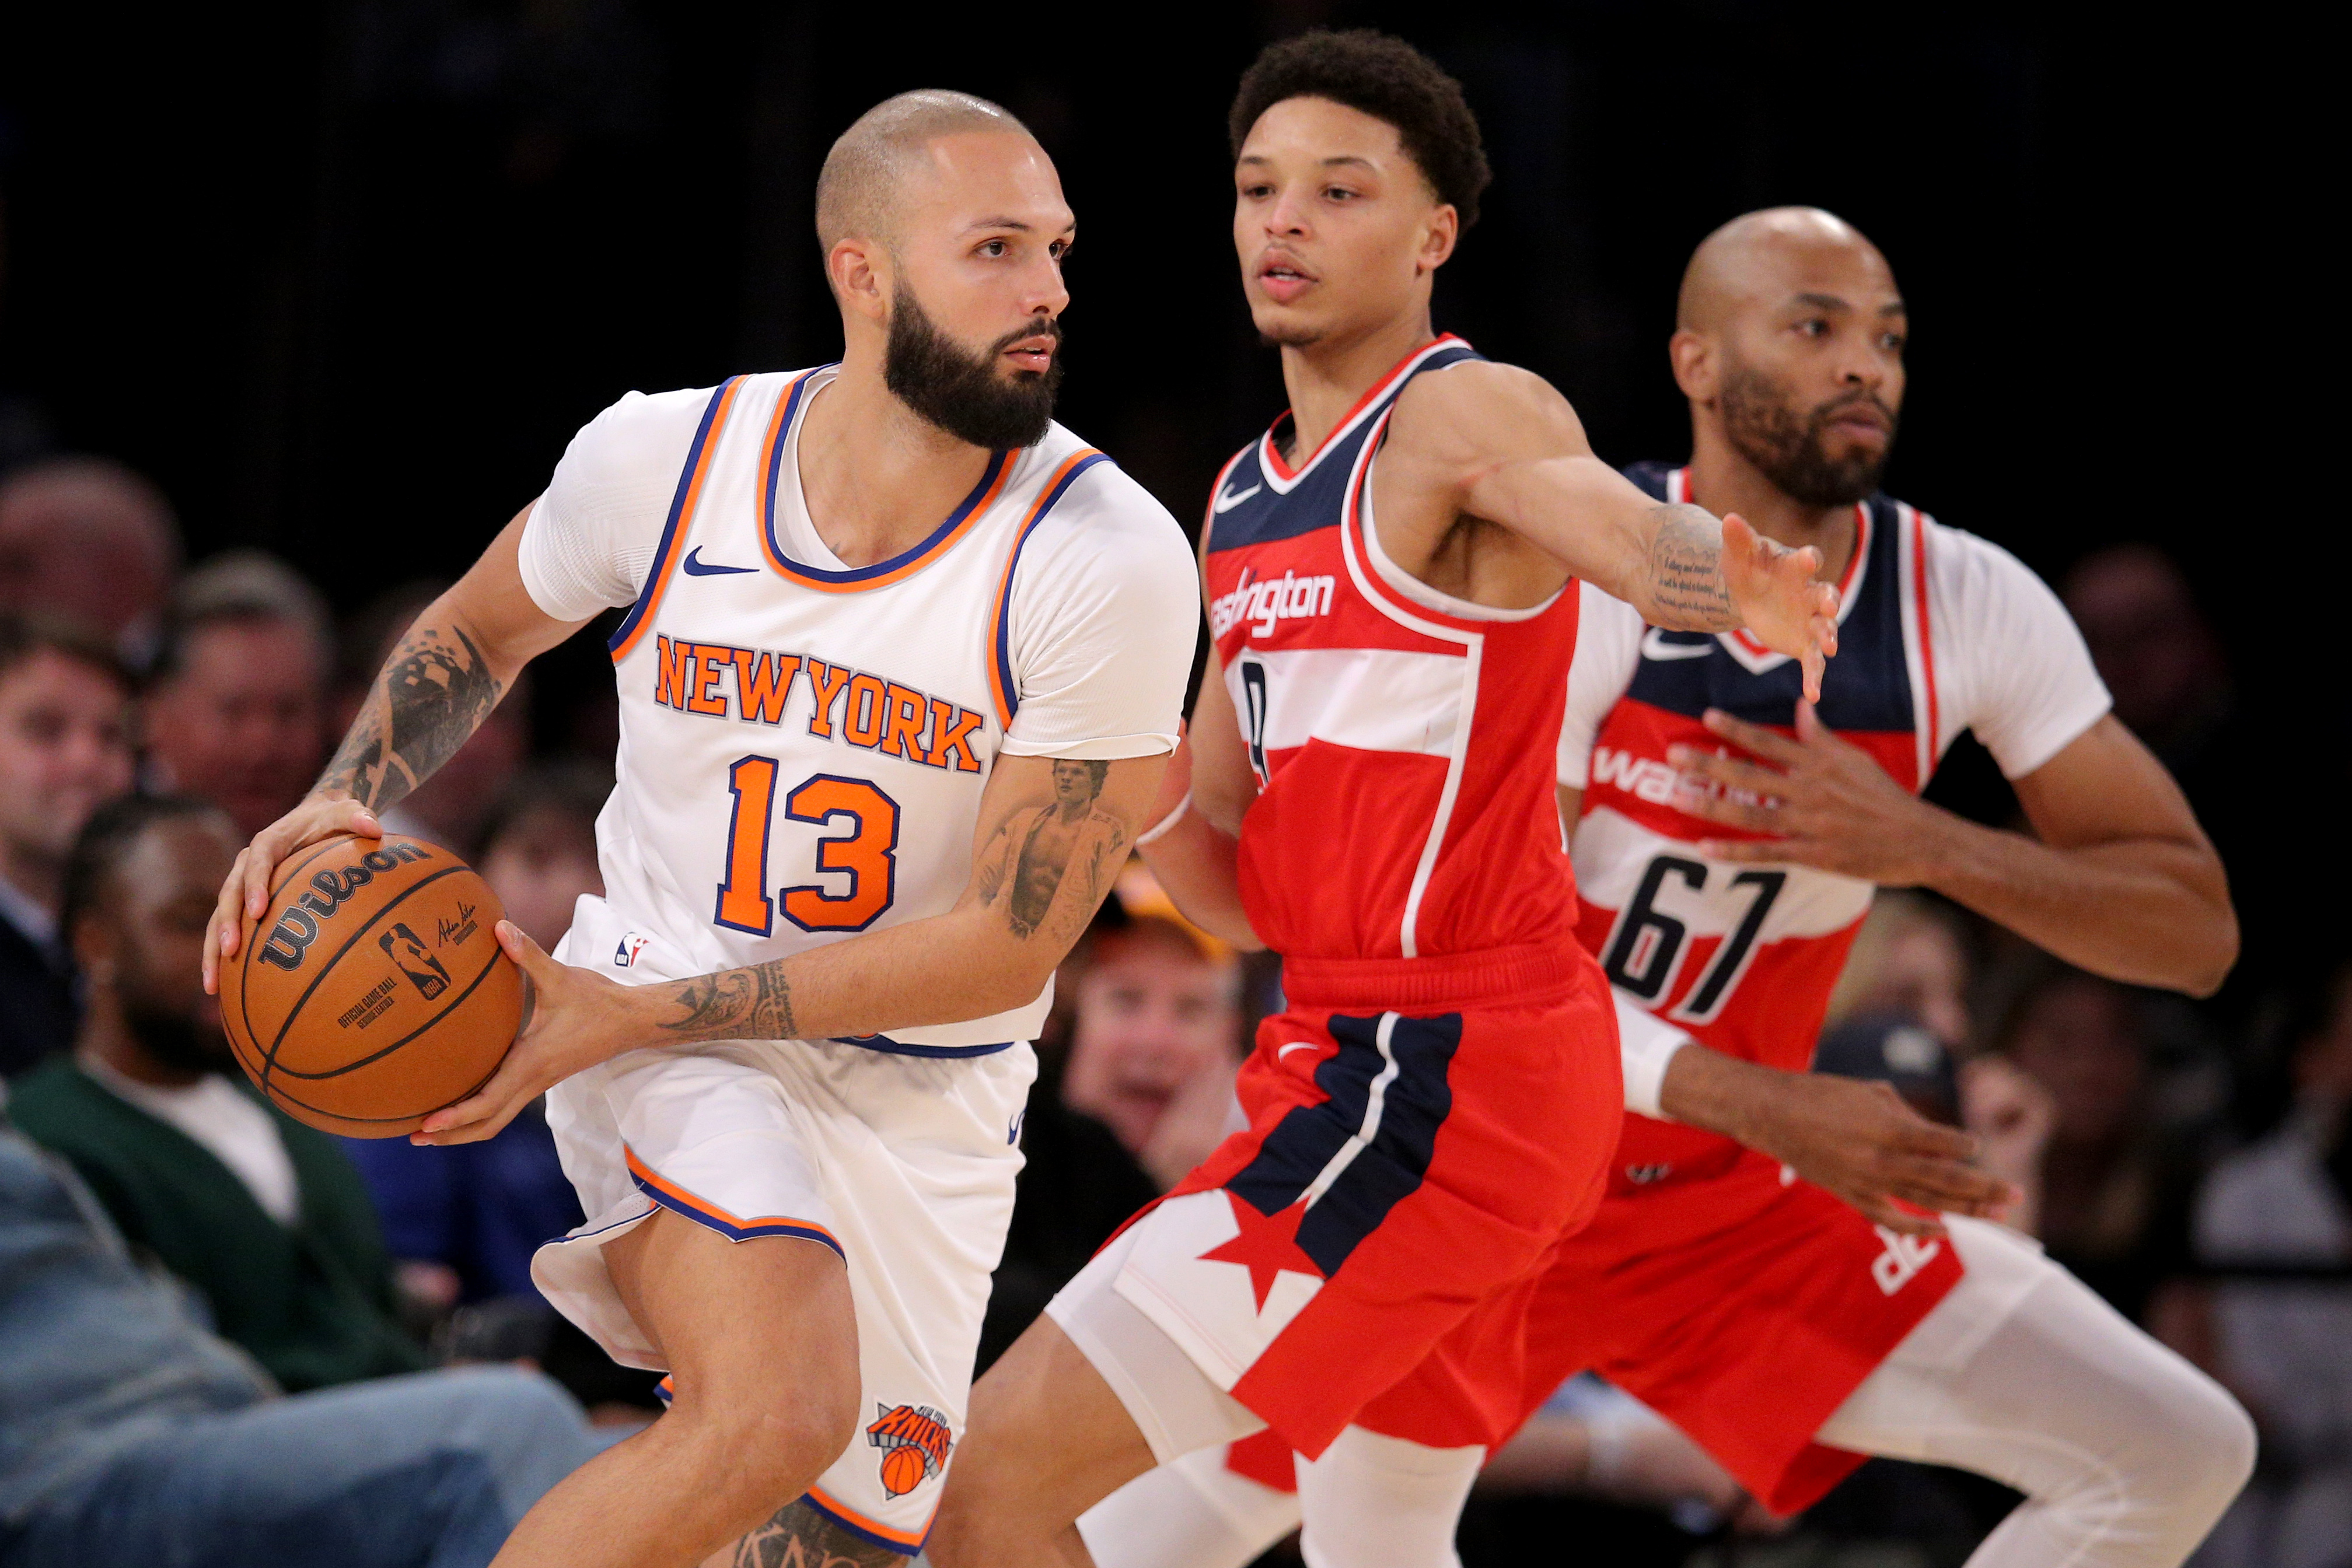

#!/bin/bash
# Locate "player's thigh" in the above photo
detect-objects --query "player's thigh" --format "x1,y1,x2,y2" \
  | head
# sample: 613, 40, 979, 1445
604, 1204, 859, 1443
9, 1368, 593, 1568
1818, 1218, 2254, 1515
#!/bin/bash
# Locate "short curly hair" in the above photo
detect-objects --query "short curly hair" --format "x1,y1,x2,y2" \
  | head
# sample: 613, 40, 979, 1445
1228, 30, 1492, 231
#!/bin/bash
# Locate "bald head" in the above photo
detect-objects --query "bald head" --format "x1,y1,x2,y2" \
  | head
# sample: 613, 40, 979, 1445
816, 90, 1035, 253
1669, 207, 1907, 511
1677, 206, 1895, 333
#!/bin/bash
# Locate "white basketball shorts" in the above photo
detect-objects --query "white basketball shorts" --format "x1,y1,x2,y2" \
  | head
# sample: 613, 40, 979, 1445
531, 1012, 1032, 1555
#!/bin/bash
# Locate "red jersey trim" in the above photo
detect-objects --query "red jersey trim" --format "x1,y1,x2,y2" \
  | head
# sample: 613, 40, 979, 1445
1907, 502, 1939, 783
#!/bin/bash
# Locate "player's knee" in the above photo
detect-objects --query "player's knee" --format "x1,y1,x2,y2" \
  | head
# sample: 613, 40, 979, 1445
684, 1366, 861, 1507
2145, 1364, 2256, 1521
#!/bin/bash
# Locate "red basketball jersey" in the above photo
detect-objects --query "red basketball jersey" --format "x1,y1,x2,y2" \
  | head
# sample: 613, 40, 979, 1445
1204, 337, 1584, 968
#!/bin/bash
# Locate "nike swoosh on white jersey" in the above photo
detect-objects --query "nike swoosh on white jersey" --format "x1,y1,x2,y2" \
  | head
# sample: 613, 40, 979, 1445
1640, 627, 1717, 661
1213, 482, 1263, 513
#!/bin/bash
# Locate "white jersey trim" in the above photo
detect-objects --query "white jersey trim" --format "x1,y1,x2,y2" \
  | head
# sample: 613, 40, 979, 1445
1335, 408, 1479, 960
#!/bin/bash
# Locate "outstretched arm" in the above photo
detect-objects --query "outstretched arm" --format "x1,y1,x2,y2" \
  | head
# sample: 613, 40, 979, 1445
203, 506, 590, 990
1379, 363, 1840, 699
415, 747, 1169, 1143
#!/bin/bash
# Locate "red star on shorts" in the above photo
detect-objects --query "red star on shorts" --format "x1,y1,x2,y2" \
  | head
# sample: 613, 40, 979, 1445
1199, 1191, 1324, 1311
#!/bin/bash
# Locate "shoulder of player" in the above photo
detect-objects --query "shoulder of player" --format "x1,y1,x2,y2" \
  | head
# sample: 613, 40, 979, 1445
1013, 433, 1191, 561
1384, 359, 1583, 463
559, 382, 739, 482
1909, 508, 2058, 599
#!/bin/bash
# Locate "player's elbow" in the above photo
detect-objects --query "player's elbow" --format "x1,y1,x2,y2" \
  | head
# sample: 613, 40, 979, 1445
2176, 902, 2239, 999
977, 951, 1062, 1019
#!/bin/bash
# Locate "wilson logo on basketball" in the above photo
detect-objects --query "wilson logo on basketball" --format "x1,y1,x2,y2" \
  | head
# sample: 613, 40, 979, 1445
866, 1402, 953, 1497
256, 842, 435, 971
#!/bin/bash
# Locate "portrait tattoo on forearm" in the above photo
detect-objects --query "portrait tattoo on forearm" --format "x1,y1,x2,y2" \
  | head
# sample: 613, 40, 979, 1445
1645, 505, 1738, 630
974, 758, 1128, 940
728, 1499, 904, 1568
316, 621, 505, 810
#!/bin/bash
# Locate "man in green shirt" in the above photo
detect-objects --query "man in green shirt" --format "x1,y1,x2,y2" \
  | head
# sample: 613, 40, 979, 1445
9, 793, 424, 1391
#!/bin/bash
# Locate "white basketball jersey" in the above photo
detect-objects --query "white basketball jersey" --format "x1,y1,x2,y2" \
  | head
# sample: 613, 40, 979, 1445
538, 365, 1194, 1052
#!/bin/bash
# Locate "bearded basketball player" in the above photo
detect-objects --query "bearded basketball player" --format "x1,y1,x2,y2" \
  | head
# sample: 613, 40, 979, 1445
925, 32, 1843, 1568
202, 92, 1197, 1568
1080, 207, 2256, 1568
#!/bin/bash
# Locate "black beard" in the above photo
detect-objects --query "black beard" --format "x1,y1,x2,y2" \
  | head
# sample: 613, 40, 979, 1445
883, 288, 1062, 450
1719, 365, 1897, 508
123, 993, 233, 1077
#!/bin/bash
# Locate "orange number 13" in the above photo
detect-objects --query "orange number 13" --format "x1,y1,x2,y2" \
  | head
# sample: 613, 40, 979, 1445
714, 757, 901, 936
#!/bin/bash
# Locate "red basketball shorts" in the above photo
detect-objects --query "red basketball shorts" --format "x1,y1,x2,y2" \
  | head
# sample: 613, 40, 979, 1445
1360, 1150, 1965, 1513
1098, 944, 1621, 1458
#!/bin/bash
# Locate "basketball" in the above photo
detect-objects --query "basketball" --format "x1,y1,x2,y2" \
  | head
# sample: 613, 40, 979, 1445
218, 832, 524, 1138
878, 1444, 927, 1499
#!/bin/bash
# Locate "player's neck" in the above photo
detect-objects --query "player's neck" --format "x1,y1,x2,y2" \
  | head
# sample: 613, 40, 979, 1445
795, 360, 998, 568
1686, 429, 1858, 586
1277, 307, 1437, 461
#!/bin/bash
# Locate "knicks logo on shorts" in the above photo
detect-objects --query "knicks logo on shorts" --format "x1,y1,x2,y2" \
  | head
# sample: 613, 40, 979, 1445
867, 1402, 953, 1496
1871, 1226, 1941, 1296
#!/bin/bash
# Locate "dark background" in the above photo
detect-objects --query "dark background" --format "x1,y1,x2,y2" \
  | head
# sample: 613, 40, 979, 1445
0, 2, 2332, 985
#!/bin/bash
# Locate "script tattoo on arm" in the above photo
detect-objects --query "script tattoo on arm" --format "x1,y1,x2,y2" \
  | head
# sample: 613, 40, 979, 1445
655, 963, 798, 1043
316, 621, 506, 809
727, 1499, 904, 1568
974, 758, 1127, 940
1643, 504, 1741, 631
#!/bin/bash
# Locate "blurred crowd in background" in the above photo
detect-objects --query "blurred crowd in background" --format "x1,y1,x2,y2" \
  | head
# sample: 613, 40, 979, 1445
1, 430, 2346, 1568
0, 4, 2341, 1563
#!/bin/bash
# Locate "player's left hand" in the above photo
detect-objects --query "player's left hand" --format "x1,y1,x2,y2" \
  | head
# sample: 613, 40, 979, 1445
411, 921, 642, 1145
1669, 702, 1952, 884
1720, 513, 1840, 702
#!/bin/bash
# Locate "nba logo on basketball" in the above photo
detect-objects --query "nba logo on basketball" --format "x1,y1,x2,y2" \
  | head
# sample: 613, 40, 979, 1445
866, 1402, 953, 1497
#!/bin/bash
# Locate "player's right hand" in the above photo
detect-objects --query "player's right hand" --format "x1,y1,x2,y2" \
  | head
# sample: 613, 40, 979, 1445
1739, 1070, 2018, 1239
202, 794, 384, 995
1720, 513, 1840, 702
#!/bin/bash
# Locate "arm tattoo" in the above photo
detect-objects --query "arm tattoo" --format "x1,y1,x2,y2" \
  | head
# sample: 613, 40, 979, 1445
656, 962, 798, 1042
1644, 505, 1740, 631
987, 759, 1126, 939
728, 1498, 904, 1568
316, 621, 505, 809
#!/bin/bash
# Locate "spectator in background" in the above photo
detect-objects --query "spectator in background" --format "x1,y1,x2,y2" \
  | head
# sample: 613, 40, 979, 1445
1818, 893, 2056, 1233
145, 552, 331, 840
1823, 890, 1973, 1049
474, 761, 608, 949
340, 765, 610, 1317
0, 1114, 602, 1568
335, 580, 530, 855
0, 456, 182, 669
2003, 966, 2201, 1322
980, 898, 1246, 1373
1061, 895, 1245, 1189
0, 615, 135, 1078
2063, 545, 2232, 777
2189, 961, 2352, 1568
7, 795, 425, 1391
